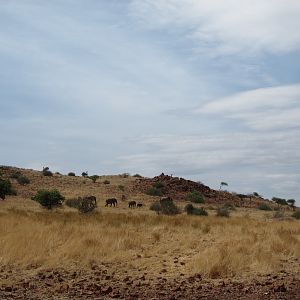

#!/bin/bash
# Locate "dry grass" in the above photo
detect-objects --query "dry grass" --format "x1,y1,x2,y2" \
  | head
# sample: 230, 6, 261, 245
0, 207, 299, 279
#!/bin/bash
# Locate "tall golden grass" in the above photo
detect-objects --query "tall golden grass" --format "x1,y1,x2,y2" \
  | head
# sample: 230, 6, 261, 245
0, 208, 299, 279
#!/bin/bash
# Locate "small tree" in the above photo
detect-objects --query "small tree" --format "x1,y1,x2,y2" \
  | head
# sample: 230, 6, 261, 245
89, 175, 99, 183
160, 197, 180, 215
0, 178, 14, 199
82, 171, 88, 177
272, 197, 288, 207
185, 204, 208, 216
68, 172, 76, 176
219, 182, 228, 191
32, 189, 64, 209
42, 167, 53, 177
287, 199, 296, 211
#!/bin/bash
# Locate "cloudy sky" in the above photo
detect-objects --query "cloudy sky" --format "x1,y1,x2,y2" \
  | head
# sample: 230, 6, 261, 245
1, 0, 300, 202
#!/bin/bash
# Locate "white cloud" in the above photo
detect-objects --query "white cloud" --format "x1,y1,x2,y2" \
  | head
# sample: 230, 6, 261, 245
194, 84, 300, 130
130, 0, 300, 56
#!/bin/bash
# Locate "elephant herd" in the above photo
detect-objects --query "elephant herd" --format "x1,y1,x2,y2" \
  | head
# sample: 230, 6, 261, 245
104, 197, 143, 208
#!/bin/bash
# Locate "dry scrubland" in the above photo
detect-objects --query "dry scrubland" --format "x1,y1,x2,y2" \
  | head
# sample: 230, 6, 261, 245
0, 203, 299, 280
0, 168, 300, 299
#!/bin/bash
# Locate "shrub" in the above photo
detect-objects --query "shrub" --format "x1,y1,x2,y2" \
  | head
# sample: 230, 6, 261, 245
133, 174, 142, 178
292, 211, 300, 220
223, 202, 236, 210
160, 197, 180, 215
118, 185, 125, 191
82, 171, 88, 177
185, 204, 208, 216
0, 178, 14, 199
17, 176, 30, 185
42, 167, 53, 177
186, 190, 204, 203
216, 207, 230, 217
154, 181, 165, 189
68, 172, 76, 176
146, 187, 163, 197
32, 189, 64, 209
257, 203, 272, 211
65, 198, 81, 209
150, 201, 161, 214
78, 198, 97, 213
103, 180, 110, 184
89, 175, 99, 183
120, 173, 130, 178
10, 171, 22, 179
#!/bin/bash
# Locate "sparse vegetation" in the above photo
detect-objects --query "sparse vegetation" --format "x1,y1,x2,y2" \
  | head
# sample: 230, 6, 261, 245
89, 175, 99, 183
146, 187, 164, 196
32, 189, 64, 209
257, 203, 272, 211
133, 174, 142, 178
68, 172, 76, 176
149, 201, 161, 214
16, 175, 30, 185
118, 185, 125, 191
216, 207, 230, 217
272, 197, 288, 206
120, 173, 130, 178
159, 197, 180, 215
42, 167, 53, 177
0, 178, 14, 199
185, 204, 208, 216
10, 171, 22, 179
292, 211, 300, 220
65, 198, 81, 209
186, 190, 204, 203
103, 179, 110, 184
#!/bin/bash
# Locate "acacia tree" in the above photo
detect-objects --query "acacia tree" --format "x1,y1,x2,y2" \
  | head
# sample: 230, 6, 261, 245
287, 199, 296, 211
219, 182, 228, 191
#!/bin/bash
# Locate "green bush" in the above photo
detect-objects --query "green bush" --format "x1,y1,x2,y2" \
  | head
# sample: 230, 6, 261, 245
65, 198, 81, 209
292, 211, 300, 220
146, 187, 163, 197
89, 175, 99, 183
186, 190, 204, 203
257, 203, 272, 211
42, 167, 53, 177
0, 178, 14, 199
160, 197, 180, 215
272, 197, 288, 206
32, 190, 64, 209
150, 202, 161, 214
17, 176, 30, 185
103, 180, 110, 184
185, 204, 208, 216
216, 207, 230, 217
68, 172, 76, 176
154, 181, 165, 189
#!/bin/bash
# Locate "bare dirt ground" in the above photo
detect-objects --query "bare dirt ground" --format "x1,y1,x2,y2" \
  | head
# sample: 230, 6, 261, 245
1, 265, 299, 299
0, 167, 299, 299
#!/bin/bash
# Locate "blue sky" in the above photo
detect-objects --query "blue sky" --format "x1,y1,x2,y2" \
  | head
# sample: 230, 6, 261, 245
1, 0, 300, 202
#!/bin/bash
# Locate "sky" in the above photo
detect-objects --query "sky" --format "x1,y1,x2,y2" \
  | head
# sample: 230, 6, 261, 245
0, 0, 300, 203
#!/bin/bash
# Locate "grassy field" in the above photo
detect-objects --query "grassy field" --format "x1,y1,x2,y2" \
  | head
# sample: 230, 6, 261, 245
0, 167, 299, 285
1, 203, 299, 281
